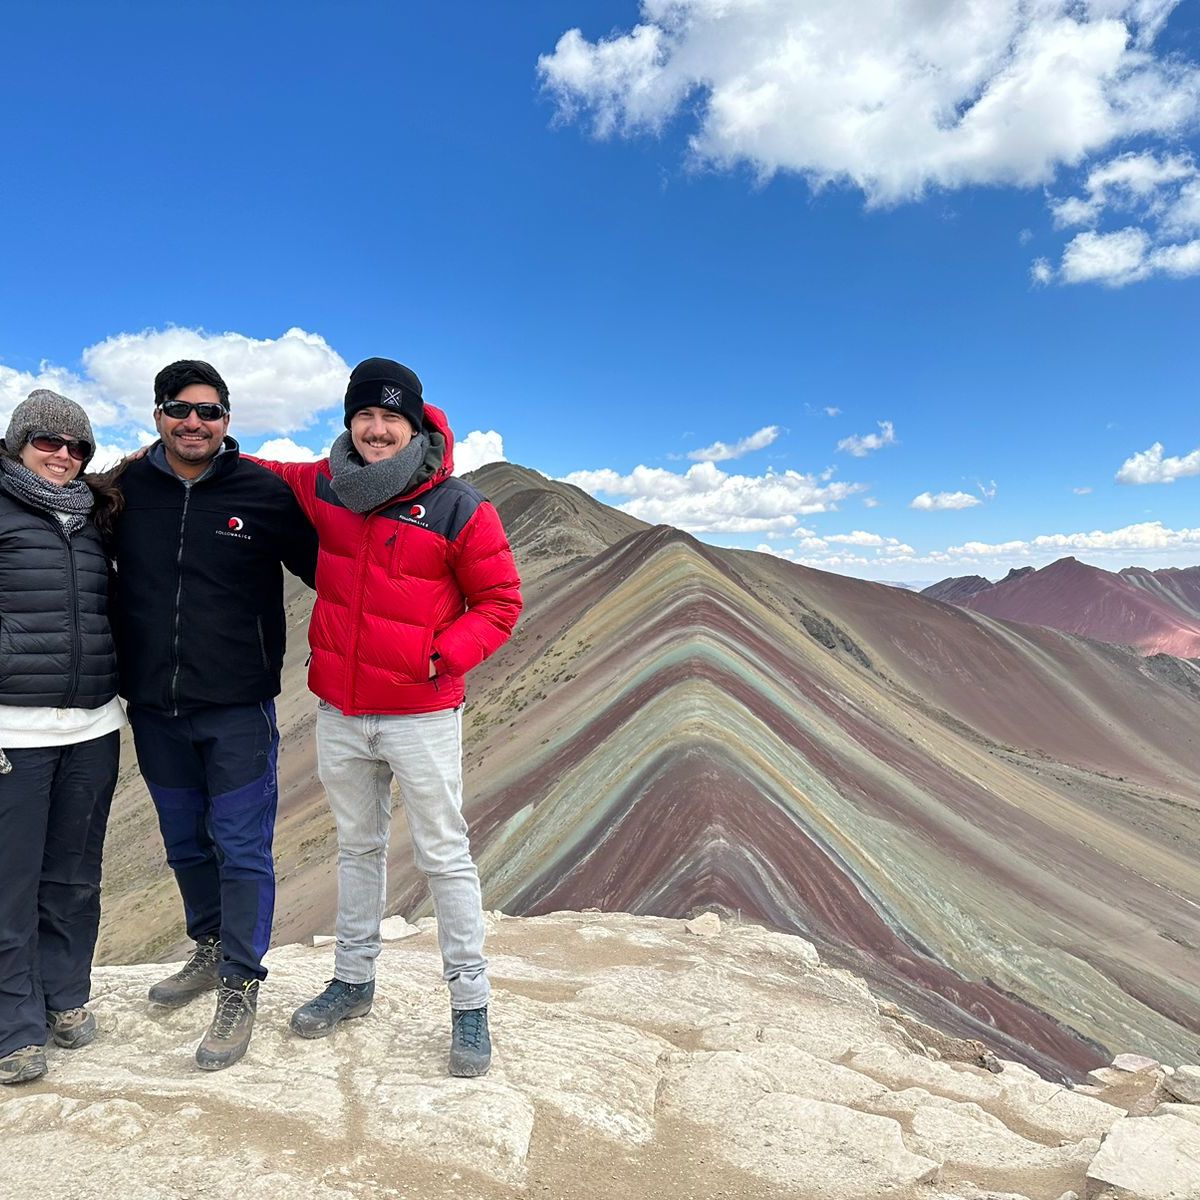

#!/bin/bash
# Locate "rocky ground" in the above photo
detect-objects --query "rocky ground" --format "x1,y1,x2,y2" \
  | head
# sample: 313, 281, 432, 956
4, 912, 1197, 1200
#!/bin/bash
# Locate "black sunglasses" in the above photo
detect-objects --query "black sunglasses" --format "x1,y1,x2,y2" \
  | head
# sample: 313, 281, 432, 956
158, 400, 229, 421
29, 432, 92, 462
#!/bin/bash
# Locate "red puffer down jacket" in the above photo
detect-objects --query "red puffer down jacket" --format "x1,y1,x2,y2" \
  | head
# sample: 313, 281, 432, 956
256, 405, 522, 716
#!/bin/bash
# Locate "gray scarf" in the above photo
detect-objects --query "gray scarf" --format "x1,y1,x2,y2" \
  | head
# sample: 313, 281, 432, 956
0, 455, 94, 535
328, 430, 440, 513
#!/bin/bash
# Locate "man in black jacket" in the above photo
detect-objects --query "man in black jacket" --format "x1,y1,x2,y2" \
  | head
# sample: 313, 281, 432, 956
112, 360, 317, 1072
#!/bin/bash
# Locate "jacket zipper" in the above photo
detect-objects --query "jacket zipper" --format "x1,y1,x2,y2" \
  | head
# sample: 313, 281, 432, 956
343, 521, 374, 707
342, 481, 441, 707
54, 519, 82, 707
169, 483, 193, 715
256, 616, 269, 670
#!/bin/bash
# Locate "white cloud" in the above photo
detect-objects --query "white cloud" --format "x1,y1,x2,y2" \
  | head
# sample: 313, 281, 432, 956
1116, 441, 1200, 484
949, 520, 1200, 557
540, 2, 1199, 205
561, 460, 865, 533
1149, 238, 1200, 276
0, 362, 117, 430
823, 406, 841, 417
819, 530, 914, 554
911, 490, 982, 511
1043, 152, 1200, 283
862, 496, 880, 508
81, 326, 348, 436
455, 430, 508, 475
1030, 257, 1054, 285
1060, 226, 1153, 285
540, 4, 1200, 289
253, 437, 326, 463
1073, 486, 1094, 494
838, 420, 896, 457
688, 424, 780, 462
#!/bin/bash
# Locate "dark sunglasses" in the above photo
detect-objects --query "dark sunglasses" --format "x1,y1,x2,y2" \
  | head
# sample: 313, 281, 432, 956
29, 432, 92, 462
158, 400, 229, 421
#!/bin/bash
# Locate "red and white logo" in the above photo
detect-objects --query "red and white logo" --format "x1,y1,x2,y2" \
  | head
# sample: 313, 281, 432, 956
228, 517, 244, 531
409, 505, 426, 520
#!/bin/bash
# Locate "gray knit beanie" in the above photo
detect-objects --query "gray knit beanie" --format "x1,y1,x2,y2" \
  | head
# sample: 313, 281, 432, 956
3, 389, 96, 467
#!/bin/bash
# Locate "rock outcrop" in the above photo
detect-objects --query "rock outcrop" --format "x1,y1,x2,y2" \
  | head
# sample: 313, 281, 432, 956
6, 913, 1196, 1200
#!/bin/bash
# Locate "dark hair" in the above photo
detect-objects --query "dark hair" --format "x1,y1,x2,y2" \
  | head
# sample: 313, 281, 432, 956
0, 445, 126, 541
153, 360, 230, 408
80, 464, 125, 541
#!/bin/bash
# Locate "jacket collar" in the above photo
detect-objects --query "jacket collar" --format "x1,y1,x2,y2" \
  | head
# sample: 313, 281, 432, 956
148, 436, 240, 484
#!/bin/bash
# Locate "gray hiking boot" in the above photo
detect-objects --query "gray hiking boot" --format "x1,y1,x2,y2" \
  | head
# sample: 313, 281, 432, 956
290, 978, 375, 1039
46, 1007, 97, 1049
0, 1045, 47, 1085
449, 1006, 491, 1077
195, 978, 259, 1071
148, 937, 221, 1008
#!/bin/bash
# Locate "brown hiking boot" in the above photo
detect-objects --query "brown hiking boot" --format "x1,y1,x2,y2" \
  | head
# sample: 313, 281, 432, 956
0, 1045, 47, 1085
46, 1007, 97, 1049
148, 937, 221, 1008
195, 979, 259, 1071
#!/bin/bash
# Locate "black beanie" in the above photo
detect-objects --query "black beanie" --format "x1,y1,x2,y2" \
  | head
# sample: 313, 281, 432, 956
344, 358, 424, 431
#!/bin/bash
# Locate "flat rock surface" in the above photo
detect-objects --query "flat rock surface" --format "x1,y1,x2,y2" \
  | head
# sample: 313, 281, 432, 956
0, 913, 1174, 1199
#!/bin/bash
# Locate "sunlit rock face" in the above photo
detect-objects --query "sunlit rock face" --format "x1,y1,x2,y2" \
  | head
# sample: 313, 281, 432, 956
98, 465, 1200, 1083
4, 914, 1167, 1200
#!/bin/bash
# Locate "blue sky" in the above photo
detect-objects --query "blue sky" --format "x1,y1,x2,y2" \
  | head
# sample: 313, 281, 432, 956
3, 1, 1199, 581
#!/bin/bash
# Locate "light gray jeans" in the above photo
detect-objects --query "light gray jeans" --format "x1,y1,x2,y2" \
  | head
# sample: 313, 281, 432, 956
315, 702, 489, 1010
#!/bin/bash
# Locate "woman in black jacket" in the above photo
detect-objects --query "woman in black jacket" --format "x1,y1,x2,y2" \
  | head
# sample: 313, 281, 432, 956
0, 389, 125, 1084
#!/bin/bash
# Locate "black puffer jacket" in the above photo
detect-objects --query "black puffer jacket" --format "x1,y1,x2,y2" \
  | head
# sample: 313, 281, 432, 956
0, 488, 118, 709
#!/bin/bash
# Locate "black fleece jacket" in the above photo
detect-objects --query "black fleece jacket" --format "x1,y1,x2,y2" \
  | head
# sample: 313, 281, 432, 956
112, 440, 317, 713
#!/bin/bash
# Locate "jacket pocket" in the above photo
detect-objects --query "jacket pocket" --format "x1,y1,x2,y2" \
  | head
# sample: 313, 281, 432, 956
256, 616, 269, 671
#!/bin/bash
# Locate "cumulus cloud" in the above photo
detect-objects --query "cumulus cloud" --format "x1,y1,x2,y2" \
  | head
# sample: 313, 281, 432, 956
823, 406, 841, 417
1116, 441, 1200, 483
253, 438, 327, 463
948, 520, 1200, 557
837, 420, 896, 457
0, 362, 117, 429
2, 329, 512, 485
911, 490, 982, 511
540, 2, 1198, 204
1042, 151, 1200, 283
561, 460, 865, 533
796, 532, 916, 554
687, 424, 780, 462
82, 326, 348, 435
455, 430, 508, 475
540, 4, 1200, 287
2, 325, 349, 455
1061, 226, 1156, 284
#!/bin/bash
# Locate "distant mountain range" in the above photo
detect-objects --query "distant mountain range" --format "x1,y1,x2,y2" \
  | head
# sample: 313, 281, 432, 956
98, 465, 1200, 1082
924, 558, 1200, 657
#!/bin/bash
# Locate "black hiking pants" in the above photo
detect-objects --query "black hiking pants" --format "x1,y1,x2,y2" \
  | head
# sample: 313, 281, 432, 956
0, 733, 119, 1057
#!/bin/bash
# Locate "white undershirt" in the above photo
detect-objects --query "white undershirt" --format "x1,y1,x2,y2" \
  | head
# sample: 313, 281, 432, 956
0, 696, 127, 747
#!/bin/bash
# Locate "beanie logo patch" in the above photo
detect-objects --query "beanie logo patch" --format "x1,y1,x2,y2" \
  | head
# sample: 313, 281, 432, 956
228, 517, 244, 531
380, 385, 404, 409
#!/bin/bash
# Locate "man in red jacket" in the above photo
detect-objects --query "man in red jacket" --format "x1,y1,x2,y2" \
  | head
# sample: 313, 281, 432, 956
258, 357, 521, 1075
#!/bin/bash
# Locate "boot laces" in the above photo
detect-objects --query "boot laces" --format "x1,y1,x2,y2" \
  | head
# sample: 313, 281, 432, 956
212, 983, 254, 1039
455, 1008, 486, 1049
309, 979, 360, 1013
179, 940, 220, 981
